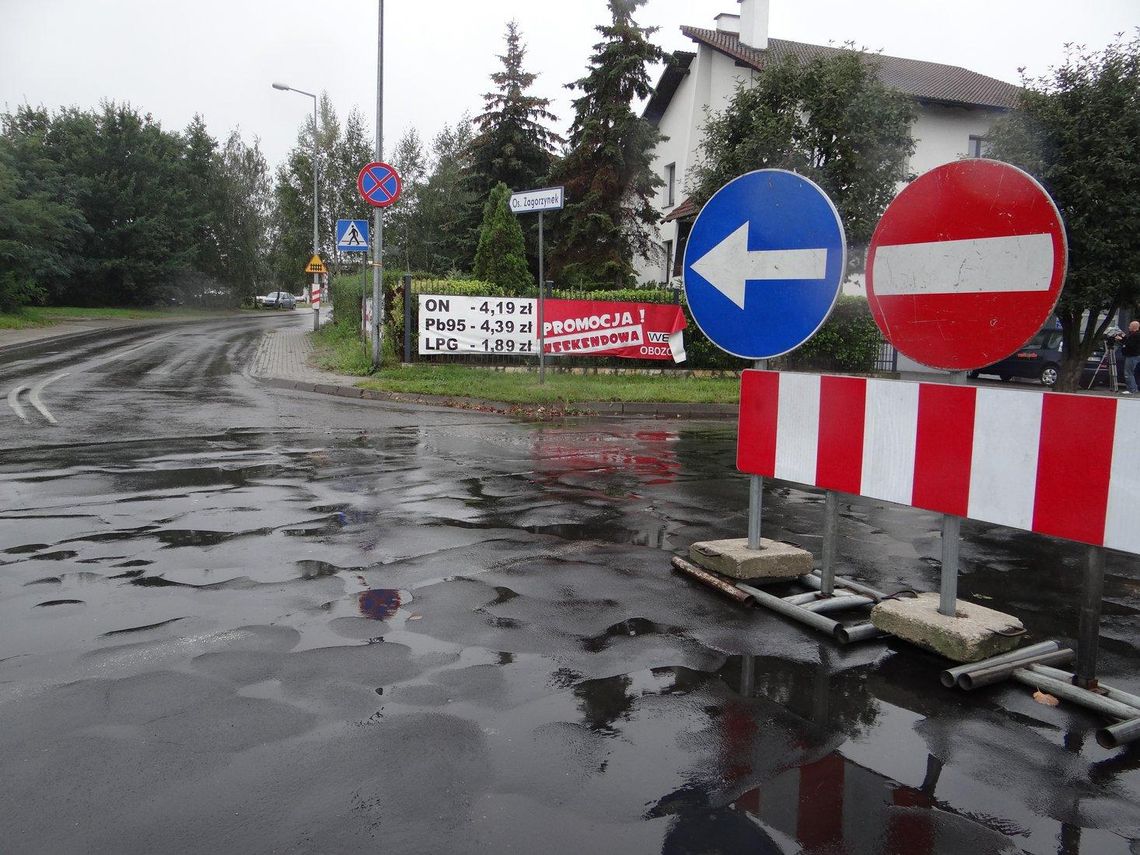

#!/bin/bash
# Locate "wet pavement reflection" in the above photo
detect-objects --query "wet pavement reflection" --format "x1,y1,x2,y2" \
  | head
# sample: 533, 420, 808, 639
1, 412, 1138, 854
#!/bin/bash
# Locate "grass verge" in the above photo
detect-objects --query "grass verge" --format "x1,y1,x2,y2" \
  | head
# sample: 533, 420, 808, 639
0, 306, 244, 329
311, 320, 375, 375
358, 363, 739, 405
313, 321, 740, 406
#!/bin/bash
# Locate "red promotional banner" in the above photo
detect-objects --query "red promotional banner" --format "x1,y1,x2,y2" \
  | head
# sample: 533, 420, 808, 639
541, 299, 687, 362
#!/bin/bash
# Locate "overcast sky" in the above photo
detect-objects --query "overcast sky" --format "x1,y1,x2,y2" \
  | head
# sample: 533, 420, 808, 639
2, 0, 1135, 170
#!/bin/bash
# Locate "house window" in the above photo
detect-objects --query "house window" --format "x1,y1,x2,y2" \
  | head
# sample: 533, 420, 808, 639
665, 162, 676, 207
673, 221, 692, 278
967, 135, 988, 158
663, 240, 674, 283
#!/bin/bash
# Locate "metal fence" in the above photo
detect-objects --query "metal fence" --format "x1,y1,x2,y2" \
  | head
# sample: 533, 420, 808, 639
875, 340, 898, 373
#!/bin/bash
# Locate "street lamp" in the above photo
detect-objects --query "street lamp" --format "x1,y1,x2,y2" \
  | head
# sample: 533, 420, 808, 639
272, 81, 320, 331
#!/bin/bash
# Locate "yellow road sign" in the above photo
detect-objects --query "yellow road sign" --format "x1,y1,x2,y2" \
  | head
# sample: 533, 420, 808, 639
305, 254, 326, 274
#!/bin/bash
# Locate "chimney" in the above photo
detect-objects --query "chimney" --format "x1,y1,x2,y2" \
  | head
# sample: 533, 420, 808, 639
714, 13, 740, 34
737, 0, 770, 50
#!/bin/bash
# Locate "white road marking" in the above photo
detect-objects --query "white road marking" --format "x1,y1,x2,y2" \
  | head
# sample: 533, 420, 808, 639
28, 372, 69, 425
7, 385, 29, 422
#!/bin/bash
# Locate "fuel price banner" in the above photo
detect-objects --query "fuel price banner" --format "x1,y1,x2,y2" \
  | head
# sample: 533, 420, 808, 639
542, 300, 686, 362
418, 294, 686, 362
419, 295, 538, 356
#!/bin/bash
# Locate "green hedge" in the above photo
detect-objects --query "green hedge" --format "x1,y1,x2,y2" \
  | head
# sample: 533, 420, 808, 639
780, 296, 881, 373
333, 275, 881, 373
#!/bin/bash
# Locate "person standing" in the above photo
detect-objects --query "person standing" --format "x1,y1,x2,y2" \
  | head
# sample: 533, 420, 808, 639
1121, 320, 1140, 395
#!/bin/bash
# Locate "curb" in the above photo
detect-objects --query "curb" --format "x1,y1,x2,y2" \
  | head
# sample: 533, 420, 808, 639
256, 376, 738, 420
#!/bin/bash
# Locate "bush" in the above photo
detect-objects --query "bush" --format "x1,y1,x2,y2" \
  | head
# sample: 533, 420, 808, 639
782, 295, 881, 372
472, 183, 532, 293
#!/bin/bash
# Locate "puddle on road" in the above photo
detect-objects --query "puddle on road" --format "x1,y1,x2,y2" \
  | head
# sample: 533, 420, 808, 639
358, 589, 402, 621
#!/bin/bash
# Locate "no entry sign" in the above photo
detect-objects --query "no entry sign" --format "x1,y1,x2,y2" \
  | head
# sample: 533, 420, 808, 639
357, 161, 402, 208
866, 160, 1067, 371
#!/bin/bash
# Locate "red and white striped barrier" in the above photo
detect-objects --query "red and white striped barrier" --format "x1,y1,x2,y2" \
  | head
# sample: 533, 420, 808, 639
737, 370, 1140, 554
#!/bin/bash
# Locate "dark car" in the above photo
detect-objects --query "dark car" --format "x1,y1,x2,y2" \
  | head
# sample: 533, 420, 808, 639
970, 327, 1130, 388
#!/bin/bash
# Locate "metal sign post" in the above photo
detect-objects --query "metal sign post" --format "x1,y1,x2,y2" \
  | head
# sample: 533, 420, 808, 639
538, 211, 545, 384
508, 186, 564, 385
747, 356, 768, 550
938, 369, 967, 617
357, 159, 402, 369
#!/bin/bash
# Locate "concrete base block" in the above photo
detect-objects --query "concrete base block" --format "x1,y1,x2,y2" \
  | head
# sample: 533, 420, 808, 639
689, 538, 812, 581
871, 593, 1024, 663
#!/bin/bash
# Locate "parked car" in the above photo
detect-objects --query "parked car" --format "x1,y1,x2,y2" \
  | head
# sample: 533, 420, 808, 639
257, 291, 296, 310
969, 327, 1129, 388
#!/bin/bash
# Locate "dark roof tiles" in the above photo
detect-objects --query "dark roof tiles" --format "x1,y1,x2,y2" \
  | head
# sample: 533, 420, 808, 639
682, 26, 1020, 110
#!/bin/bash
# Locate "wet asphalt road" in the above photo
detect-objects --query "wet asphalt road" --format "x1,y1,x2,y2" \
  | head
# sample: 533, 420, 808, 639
1, 315, 1138, 854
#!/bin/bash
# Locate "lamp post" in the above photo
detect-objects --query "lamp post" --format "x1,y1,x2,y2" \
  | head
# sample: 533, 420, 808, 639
272, 81, 320, 331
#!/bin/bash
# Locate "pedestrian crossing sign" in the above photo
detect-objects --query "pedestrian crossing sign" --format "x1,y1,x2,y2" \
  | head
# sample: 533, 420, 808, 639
305, 254, 326, 274
336, 218, 370, 252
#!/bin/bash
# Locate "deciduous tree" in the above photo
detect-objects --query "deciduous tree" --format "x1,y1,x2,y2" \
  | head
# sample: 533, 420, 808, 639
690, 48, 915, 269
986, 32, 1140, 391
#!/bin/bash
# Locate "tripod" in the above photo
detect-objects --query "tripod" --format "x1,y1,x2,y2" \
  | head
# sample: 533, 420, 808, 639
1086, 342, 1120, 391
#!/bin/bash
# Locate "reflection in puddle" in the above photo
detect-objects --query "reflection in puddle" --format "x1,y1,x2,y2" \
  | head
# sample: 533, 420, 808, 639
101, 617, 185, 637
581, 616, 683, 652
157, 530, 237, 548
574, 667, 711, 736
358, 588, 402, 621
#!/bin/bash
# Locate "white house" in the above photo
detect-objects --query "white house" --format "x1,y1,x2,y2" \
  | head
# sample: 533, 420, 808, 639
638, 0, 1021, 289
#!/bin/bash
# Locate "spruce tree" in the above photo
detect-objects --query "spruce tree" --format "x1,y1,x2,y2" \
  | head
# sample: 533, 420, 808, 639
469, 20, 561, 194
549, 0, 664, 288
472, 182, 532, 293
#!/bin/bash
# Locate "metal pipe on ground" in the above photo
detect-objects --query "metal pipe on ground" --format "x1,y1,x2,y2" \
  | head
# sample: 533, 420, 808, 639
1097, 717, 1140, 749
939, 641, 1062, 688
735, 582, 843, 637
1027, 664, 1140, 710
671, 557, 755, 606
783, 592, 823, 606
835, 622, 885, 644
1009, 670, 1140, 721
800, 573, 888, 601
958, 649, 1075, 691
801, 595, 875, 615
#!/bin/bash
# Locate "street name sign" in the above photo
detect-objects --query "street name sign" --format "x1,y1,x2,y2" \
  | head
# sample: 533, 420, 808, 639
866, 159, 1067, 371
509, 186, 564, 214
336, 219, 370, 252
357, 161, 402, 208
682, 169, 846, 360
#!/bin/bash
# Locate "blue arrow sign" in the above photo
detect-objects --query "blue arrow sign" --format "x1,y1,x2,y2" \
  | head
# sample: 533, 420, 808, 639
683, 169, 846, 360
336, 219, 370, 252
